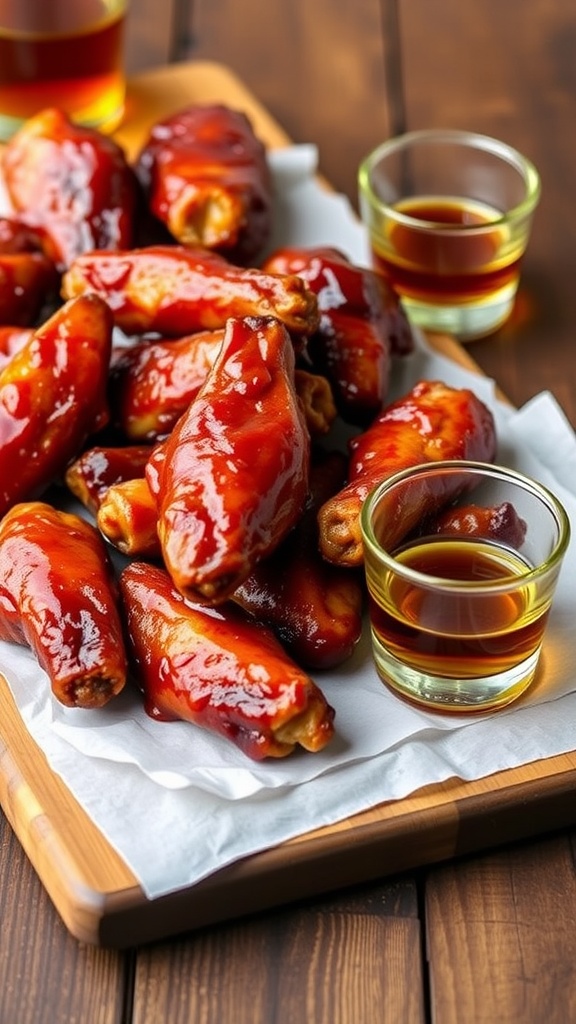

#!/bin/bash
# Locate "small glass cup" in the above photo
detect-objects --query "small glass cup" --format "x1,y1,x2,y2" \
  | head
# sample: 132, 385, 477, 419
0, 0, 129, 142
358, 129, 541, 341
360, 461, 570, 713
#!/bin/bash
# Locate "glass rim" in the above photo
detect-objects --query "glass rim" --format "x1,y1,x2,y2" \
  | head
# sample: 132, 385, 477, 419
358, 128, 541, 229
360, 459, 571, 593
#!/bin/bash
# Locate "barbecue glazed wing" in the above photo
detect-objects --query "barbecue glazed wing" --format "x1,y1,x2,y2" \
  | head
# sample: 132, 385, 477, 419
0, 216, 59, 326
318, 379, 497, 566
0, 502, 127, 708
119, 561, 335, 760
2, 108, 138, 271
109, 329, 226, 442
97, 477, 160, 557
0, 294, 113, 518
109, 332, 335, 444
61, 245, 319, 339
234, 450, 364, 669
147, 315, 310, 604
65, 445, 154, 516
263, 246, 413, 424
135, 103, 272, 264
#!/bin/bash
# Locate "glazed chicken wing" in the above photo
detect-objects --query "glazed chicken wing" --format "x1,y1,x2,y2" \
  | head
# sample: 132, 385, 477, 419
119, 561, 335, 760
109, 331, 335, 444
109, 329, 225, 442
0, 502, 127, 708
61, 245, 319, 339
135, 103, 272, 264
234, 450, 364, 670
263, 246, 413, 424
65, 444, 154, 516
318, 379, 497, 566
0, 216, 59, 326
147, 315, 310, 604
427, 500, 527, 547
2, 107, 138, 270
0, 294, 113, 518
97, 477, 160, 557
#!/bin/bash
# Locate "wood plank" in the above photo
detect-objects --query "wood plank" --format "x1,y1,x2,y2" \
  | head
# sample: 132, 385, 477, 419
399, 0, 576, 428
132, 890, 426, 1024
1, 60, 576, 950
188, 0, 390, 204
125, 0, 178, 72
425, 836, 576, 1023
0, 820, 126, 1024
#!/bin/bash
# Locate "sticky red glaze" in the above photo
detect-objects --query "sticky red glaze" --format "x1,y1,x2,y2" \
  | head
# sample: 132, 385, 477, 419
2, 107, 137, 270
234, 450, 365, 669
0, 294, 113, 517
348, 380, 497, 494
0, 502, 127, 708
0, 251, 59, 326
61, 245, 320, 339
317, 379, 497, 566
263, 245, 413, 424
65, 444, 154, 515
147, 315, 310, 604
119, 560, 335, 760
109, 329, 225, 442
135, 103, 272, 264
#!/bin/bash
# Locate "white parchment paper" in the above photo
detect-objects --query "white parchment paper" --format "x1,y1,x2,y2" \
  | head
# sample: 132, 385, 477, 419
0, 147, 575, 899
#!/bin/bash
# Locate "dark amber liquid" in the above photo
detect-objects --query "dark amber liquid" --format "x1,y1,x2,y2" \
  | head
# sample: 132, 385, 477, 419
368, 537, 548, 680
372, 195, 522, 304
0, 0, 126, 137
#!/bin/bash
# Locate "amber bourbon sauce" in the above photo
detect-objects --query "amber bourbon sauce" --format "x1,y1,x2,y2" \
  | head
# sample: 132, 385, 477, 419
0, 0, 126, 134
372, 196, 523, 305
368, 537, 547, 680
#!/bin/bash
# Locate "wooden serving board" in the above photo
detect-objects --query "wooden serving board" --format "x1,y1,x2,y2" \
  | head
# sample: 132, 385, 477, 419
1, 61, 576, 949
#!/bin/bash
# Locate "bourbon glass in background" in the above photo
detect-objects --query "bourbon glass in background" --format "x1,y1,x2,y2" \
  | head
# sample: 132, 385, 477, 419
358, 130, 540, 341
0, 0, 128, 142
360, 461, 570, 713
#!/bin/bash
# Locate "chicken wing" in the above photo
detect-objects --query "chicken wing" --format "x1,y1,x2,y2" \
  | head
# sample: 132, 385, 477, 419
318, 379, 497, 566
0, 502, 127, 708
147, 315, 310, 604
61, 245, 319, 339
0, 294, 113, 518
119, 560, 335, 760
135, 103, 272, 264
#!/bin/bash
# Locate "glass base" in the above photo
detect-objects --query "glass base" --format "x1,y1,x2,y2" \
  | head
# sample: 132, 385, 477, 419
401, 285, 517, 342
370, 631, 540, 713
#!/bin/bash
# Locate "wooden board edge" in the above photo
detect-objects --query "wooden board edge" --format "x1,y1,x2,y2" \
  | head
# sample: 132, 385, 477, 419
0, 674, 142, 945
97, 753, 576, 947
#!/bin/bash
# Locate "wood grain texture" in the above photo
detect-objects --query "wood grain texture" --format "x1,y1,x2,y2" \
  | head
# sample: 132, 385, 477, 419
398, 0, 576, 425
132, 894, 426, 1024
125, 0, 179, 71
426, 836, 576, 1023
188, 0, 391, 205
0, 824, 127, 1024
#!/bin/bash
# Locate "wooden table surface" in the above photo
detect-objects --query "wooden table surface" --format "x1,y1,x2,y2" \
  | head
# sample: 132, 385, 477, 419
2, 1, 576, 1021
